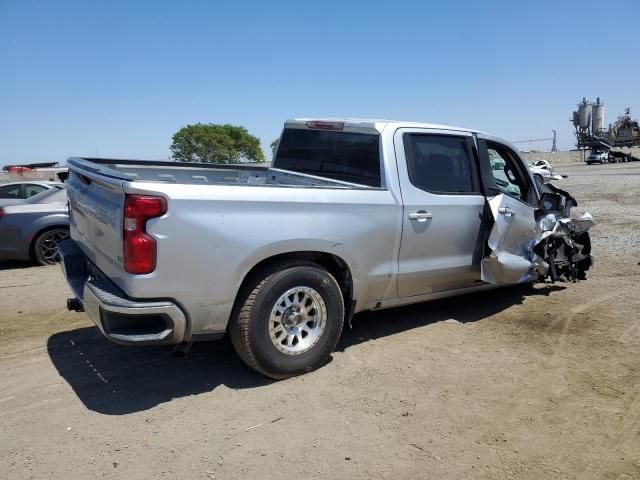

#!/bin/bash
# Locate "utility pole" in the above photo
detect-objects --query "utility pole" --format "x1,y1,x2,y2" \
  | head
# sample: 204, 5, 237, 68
551, 130, 557, 153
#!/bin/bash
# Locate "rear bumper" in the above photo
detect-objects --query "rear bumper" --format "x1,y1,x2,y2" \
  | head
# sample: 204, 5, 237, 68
58, 240, 188, 346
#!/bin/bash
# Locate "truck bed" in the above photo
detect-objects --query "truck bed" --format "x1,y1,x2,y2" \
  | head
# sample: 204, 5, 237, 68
67, 157, 375, 189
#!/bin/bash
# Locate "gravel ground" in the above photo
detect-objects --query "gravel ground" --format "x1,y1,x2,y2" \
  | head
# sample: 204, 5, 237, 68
561, 162, 640, 252
1, 161, 639, 480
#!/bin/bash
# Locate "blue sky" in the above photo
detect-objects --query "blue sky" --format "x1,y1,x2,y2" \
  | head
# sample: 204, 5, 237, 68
1, 0, 638, 165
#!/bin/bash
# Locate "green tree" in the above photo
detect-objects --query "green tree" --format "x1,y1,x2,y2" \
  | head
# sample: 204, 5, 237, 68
270, 138, 279, 159
170, 123, 265, 163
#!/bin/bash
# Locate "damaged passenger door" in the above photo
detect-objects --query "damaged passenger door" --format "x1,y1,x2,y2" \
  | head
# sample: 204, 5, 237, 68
476, 138, 540, 284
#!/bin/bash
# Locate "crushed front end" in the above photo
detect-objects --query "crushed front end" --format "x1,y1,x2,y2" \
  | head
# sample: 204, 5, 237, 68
481, 183, 595, 285
532, 184, 594, 283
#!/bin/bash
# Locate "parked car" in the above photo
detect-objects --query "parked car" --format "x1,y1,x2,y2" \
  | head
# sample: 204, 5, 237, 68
0, 181, 63, 205
528, 159, 566, 183
0, 183, 66, 208
59, 119, 594, 379
586, 149, 609, 164
0, 187, 69, 265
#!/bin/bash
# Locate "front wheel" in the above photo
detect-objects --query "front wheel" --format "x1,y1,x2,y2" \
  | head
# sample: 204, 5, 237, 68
230, 264, 345, 379
33, 228, 69, 265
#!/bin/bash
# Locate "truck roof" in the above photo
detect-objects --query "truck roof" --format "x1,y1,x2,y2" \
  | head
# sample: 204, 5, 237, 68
286, 118, 485, 135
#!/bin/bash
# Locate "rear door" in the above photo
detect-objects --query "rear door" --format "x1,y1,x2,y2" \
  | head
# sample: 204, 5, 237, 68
395, 129, 485, 297
476, 137, 540, 284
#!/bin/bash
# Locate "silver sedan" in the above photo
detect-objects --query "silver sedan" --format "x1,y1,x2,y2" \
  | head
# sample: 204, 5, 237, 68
0, 187, 69, 265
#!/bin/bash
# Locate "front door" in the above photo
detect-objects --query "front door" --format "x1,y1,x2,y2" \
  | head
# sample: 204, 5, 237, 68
395, 129, 486, 297
476, 137, 540, 284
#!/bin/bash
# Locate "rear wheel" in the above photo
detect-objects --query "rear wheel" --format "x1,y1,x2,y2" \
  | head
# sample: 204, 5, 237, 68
230, 263, 344, 379
33, 228, 69, 265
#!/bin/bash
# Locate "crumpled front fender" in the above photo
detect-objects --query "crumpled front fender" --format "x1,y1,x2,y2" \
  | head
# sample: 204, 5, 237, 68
481, 193, 595, 285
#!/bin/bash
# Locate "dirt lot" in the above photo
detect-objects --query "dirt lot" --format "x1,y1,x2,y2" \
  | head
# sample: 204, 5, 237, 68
1, 160, 639, 480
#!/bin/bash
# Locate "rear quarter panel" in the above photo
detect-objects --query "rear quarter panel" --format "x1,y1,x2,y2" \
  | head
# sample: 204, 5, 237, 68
118, 182, 402, 335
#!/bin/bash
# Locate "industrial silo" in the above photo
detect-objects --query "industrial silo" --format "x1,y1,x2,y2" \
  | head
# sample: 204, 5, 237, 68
572, 111, 579, 128
592, 97, 605, 134
578, 97, 592, 131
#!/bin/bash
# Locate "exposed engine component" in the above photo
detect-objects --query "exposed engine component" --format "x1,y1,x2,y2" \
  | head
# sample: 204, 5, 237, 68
481, 184, 594, 286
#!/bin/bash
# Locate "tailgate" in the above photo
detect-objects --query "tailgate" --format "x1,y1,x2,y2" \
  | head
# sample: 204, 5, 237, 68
67, 167, 125, 270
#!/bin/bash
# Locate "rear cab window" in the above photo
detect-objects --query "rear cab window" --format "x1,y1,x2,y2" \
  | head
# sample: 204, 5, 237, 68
273, 128, 382, 187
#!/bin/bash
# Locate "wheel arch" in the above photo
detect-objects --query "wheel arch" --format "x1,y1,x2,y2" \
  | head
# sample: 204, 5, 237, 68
231, 250, 355, 326
28, 224, 70, 261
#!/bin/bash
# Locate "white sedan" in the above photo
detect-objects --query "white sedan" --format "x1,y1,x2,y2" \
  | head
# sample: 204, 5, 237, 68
528, 159, 566, 183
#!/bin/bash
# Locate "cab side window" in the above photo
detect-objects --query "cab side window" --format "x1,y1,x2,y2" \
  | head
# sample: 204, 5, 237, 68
404, 134, 479, 194
486, 143, 535, 205
0, 184, 23, 199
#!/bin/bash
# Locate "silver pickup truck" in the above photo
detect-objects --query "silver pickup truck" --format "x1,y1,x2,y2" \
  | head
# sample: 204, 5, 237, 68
60, 119, 594, 378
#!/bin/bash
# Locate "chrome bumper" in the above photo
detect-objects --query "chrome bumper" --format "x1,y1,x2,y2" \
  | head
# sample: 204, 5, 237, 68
58, 240, 187, 346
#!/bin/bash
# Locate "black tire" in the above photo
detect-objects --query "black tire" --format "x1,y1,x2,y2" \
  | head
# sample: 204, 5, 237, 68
230, 262, 345, 379
33, 227, 69, 265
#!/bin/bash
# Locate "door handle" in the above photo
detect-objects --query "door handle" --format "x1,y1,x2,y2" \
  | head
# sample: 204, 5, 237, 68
408, 210, 433, 222
498, 207, 514, 217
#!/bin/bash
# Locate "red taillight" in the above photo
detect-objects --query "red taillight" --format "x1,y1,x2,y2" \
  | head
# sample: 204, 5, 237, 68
0, 207, 4, 218
123, 195, 167, 274
306, 120, 344, 131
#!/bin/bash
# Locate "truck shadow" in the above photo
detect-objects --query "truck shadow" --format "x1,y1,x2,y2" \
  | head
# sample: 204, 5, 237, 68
47, 329, 271, 415
0, 260, 35, 270
338, 283, 565, 351
48, 283, 565, 415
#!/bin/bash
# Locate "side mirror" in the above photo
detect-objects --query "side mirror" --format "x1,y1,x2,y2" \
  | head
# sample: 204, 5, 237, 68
538, 192, 565, 213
